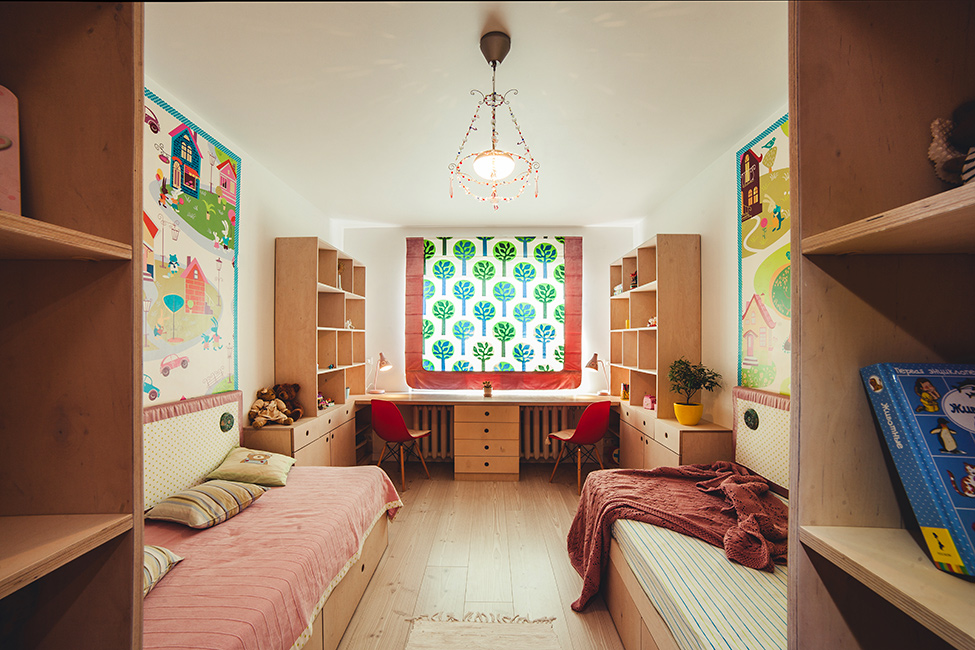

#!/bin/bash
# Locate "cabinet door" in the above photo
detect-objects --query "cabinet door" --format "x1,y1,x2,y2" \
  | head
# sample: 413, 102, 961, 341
644, 437, 679, 470
330, 418, 356, 467
294, 430, 331, 466
619, 421, 643, 469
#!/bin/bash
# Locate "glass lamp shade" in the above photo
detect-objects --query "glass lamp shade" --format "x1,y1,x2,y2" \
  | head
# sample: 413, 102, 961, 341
473, 149, 515, 180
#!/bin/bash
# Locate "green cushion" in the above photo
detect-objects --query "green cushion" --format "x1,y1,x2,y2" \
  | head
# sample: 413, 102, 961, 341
205, 446, 296, 487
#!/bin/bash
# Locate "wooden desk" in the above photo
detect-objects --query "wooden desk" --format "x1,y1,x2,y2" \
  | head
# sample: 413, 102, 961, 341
353, 392, 618, 481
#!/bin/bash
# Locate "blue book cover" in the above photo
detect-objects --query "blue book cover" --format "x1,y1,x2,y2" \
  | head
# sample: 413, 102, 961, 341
861, 362, 975, 576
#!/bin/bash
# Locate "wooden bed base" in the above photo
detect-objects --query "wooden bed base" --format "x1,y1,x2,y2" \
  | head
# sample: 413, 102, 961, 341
304, 515, 388, 650
604, 539, 680, 650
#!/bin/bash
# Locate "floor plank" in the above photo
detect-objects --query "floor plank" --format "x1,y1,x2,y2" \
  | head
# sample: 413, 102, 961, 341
338, 462, 622, 650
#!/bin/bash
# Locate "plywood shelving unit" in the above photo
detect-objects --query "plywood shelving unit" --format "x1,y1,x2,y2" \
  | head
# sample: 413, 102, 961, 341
275, 237, 367, 417
790, 2, 975, 648
0, 3, 143, 648
608, 234, 701, 419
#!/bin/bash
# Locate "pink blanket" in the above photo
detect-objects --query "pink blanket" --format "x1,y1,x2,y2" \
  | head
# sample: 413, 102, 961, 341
567, 461, 787, 611
143, 465, 402, 650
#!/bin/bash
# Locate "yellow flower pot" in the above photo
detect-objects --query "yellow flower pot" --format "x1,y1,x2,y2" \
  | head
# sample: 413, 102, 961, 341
673, 403, 703, 426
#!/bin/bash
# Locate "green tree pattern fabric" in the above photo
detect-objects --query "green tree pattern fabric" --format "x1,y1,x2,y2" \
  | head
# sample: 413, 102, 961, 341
421, 236, 565, 372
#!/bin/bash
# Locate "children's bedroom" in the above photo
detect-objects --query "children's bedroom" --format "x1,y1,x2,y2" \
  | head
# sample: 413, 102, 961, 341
2, 2, 974, 649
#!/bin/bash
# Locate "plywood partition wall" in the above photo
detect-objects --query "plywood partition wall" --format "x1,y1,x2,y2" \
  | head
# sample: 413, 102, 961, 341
0, 3, 143, 647
790, 2, 975, 648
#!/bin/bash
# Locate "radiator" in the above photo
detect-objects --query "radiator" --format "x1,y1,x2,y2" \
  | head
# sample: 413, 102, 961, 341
521, 405, 584, 461
409, 405, 453, 460
387, 404, 586, 462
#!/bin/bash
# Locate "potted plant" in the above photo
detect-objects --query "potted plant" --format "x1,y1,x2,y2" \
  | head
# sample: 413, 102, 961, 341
482, 380, 493, 397
667, 357, 721, 425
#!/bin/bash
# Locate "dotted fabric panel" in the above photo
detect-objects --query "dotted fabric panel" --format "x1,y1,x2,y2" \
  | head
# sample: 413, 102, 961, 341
733, 387, 790, 490
144, 395, 241, 511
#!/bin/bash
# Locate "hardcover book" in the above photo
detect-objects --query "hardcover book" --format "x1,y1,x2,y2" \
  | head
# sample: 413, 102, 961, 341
861, 362, 975, 576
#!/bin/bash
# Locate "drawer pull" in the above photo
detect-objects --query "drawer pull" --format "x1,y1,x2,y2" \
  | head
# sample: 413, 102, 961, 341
484, 461, 490, 467
484, 445, 490, 450
484, 427, 489, 433
484, 411, 490, 417
664, 432, 668, 438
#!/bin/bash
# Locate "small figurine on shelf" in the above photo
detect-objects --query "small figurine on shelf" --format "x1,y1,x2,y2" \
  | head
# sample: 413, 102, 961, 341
643, 395, 657, 411
317, 393, 326, 410
613, 283, 623, 296
482, 380, 493, 398
647, 316, 657, 328
629, 271, 638, 289
328, 363, 335, 369
345, 319, 354, 329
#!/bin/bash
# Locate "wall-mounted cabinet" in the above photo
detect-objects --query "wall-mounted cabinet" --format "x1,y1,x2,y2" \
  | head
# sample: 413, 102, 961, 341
791, 2, 975, 648
608, 234, 701, 420
0, 3, 143, 648
275, 237, 366, 417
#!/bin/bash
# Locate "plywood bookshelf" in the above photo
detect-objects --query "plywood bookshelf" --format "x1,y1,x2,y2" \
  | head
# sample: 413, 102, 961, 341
790, 2, 975, 648
607, 234, 701, 419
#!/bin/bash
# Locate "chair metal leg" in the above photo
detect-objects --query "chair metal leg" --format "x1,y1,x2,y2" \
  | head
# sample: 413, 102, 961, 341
549, 443, 566, 482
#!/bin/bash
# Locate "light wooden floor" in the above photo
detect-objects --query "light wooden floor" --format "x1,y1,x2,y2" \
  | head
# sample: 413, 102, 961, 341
337, 462, 625, 650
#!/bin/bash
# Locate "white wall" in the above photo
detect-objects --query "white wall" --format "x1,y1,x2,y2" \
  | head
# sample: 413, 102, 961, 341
635, 104, 789, 427
150, 74, 784, 427
145, 77, 340, 405
341, 226, 634, 394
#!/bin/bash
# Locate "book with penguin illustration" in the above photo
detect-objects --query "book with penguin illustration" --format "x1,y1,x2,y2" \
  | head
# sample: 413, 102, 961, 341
861, 363, 975, 576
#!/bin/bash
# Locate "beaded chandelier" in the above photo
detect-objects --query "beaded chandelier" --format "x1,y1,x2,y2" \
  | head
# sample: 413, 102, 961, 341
449, 31, 538, 210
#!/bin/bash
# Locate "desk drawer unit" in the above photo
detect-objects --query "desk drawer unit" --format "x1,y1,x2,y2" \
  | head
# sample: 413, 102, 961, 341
454, 404, 520, 481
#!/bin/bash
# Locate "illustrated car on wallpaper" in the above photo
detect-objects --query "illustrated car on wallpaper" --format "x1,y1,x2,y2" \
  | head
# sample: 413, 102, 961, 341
144, 106, 159, 133
160, 353, 189, 376
143, 374, 160, 401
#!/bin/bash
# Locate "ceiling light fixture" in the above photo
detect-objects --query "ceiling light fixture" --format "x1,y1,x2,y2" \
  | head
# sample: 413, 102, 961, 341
449, 30, 538, 210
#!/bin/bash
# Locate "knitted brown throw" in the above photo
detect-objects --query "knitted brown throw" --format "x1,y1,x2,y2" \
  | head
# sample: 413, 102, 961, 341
567, 461, 788, 611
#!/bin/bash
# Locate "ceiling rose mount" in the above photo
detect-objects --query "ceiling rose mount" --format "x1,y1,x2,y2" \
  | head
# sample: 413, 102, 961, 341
448, 29, 538, 210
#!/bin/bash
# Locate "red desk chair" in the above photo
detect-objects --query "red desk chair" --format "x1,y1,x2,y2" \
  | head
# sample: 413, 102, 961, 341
372, 399, 431, 491
548, 400, 611, 494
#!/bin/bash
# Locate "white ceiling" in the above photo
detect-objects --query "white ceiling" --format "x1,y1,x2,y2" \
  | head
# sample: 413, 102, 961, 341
145, 1, 788, 229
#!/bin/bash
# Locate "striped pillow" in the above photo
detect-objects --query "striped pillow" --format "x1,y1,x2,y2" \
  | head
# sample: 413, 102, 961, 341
143, 545, 182, 597
145, 479, 267, 528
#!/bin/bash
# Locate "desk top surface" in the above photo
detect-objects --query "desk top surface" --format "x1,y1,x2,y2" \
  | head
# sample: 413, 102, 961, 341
352, 392, 619, 406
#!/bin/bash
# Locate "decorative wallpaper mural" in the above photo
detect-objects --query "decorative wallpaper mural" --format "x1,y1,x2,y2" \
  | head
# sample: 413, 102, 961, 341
141, 89, 240, 406
737, 114, 790, 395
405, 236, 582, 390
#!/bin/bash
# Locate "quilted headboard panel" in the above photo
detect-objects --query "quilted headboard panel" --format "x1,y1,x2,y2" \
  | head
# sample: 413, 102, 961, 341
732, 386, 790, 495
143, 391, 242, 510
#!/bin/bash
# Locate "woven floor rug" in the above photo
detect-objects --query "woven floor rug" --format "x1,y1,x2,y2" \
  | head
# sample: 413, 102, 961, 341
405, 614, 562, 650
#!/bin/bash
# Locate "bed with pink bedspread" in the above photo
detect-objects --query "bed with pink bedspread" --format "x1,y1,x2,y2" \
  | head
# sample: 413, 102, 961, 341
143, 465, 401, 650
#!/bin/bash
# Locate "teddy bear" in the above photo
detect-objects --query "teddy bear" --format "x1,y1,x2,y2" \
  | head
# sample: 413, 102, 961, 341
247, 387, 294, 429
272, 382, 304, 421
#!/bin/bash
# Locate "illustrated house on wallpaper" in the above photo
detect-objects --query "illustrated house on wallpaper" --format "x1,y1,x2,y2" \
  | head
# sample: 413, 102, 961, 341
180, 256, 210, 315
740, 149, 762, 219
142, 211, 158, 280
218, 159, 237, 206
741, 293, 775, 367
170, 124, 202, 199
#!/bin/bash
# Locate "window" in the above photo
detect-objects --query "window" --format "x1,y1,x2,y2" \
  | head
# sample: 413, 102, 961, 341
405, 236, 582, 390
